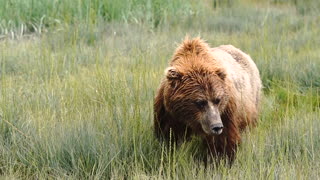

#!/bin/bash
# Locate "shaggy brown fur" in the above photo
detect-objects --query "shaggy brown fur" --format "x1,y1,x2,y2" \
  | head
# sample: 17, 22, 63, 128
154, 37, 262, 161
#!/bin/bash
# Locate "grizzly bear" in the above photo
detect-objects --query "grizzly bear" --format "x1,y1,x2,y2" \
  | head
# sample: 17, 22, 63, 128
154, 37, 262, 161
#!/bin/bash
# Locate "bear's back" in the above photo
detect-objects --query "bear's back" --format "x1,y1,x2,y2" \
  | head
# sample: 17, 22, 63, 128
211, 45, 262, 109
216, 45, 259, 80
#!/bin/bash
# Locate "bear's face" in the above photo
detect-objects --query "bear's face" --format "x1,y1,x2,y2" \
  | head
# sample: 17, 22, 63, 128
163, 66, 229, 136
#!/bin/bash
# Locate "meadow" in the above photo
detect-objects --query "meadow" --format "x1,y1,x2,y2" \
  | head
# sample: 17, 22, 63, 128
0, 0, 320, 179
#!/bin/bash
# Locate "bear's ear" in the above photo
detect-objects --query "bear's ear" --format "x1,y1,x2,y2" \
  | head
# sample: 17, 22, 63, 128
165, 67, 182, 80
216, 69, 226, 80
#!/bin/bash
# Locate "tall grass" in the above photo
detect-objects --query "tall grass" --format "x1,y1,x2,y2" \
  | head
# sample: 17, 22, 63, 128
0, 0, 207, 36
0, 0, 320, 179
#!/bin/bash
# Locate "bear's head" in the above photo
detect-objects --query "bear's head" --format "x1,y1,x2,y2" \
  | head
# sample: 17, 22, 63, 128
163, 65, 229, 136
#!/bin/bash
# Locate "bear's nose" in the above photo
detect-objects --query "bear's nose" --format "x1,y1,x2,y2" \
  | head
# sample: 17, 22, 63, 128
211, 123, 223, 135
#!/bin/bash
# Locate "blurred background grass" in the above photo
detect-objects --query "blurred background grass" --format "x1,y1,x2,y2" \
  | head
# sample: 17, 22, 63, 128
0, 0, 319, 179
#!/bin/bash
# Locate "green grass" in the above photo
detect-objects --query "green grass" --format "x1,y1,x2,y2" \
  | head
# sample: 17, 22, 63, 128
0, 0, 320, 179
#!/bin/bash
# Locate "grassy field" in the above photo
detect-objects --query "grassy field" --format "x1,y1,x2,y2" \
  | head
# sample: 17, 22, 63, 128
0, 0, 320, 179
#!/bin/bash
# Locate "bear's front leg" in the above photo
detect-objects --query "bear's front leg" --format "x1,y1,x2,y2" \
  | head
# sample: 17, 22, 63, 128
206, 121, 241, 162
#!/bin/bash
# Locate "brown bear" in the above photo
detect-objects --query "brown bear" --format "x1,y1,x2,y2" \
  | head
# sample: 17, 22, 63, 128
154, 37, 262, 161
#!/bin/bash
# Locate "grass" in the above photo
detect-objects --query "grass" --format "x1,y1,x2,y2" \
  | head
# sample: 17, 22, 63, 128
0, 0, 320, 179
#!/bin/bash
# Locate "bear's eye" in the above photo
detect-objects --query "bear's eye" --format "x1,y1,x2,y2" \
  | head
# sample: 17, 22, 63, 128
194, 100, 207, 109
213, 98, 221, 105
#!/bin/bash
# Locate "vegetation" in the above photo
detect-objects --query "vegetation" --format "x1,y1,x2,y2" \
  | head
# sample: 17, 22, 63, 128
0, 0, 319, 179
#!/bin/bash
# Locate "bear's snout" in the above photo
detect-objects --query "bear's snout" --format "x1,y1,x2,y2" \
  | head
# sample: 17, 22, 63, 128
210, 123, 223, 135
